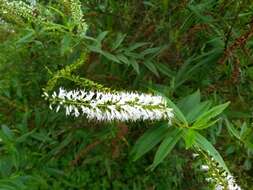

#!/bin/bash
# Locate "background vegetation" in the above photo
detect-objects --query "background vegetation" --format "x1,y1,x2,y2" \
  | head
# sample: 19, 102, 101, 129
0, 0, 253, 189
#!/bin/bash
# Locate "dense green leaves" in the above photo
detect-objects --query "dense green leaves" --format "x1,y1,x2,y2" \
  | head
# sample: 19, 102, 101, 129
133, 91, 231, 172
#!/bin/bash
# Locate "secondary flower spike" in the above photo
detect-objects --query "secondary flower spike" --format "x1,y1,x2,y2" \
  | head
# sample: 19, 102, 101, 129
43, 87, 174, 122
199, 157, 242, 190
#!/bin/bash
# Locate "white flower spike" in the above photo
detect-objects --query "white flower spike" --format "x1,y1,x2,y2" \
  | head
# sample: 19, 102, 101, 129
43, 87, 174, 123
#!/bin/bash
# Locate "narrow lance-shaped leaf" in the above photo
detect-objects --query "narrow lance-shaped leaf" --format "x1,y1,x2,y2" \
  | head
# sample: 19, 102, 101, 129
112, 33, 126, 50
129, 59, 140, 74
192, 118, 220, 130
177, 90, 201, 116
151, 128, 183, 169
101, 51, 120, 63
186, 101, 211, 124
192, 102, 230, 129
144, 60, 159, 77
131, 125, 169, 161
225, 118, 240, 140
183, 129, 196, 149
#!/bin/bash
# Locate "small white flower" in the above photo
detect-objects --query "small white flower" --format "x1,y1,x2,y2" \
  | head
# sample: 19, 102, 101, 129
74, 107, 80, 117
56, 105, 60, 112
200, 165, 209, 171
215, 184, 224, 190
65, 106, 70, 116
42, 91, 49, 98
226, 175, 242, 190
192, 153, 199, 158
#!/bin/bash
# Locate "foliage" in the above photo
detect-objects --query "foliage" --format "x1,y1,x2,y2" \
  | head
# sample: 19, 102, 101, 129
1, 0, 253, 189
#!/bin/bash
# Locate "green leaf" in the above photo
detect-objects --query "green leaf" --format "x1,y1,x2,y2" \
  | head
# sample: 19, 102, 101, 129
16, 130, 36, 143
177, 90, 201, 116
240, 122, 250, 140
184, 129, 196, 149
127, 42, 149, 51
97, 31, 108, 43
196, 118, 220, 130
186, 101, 211, 123
151, 128, 182, 169
86, 44, 103, 53
188, 3, 214, 23
125, 51, 143, 59
0, 184, 17, 190
131, 125, 169, 161
192, 102, 230, 129
0, 125, 14, 142
129, 59, 140, 74
174, 49, 222, 90
101, 51, 120, 63
49, 134, 73, 155
195, 132, 230, 173
16, 29, 35, 45
141, 47, 161, 56
112, 33, 126, 50
192, 118, 220, 130
156, 63, 175, 78
144, 60, 159, 77
225, 119, 240, 140
116, 54, 129, 65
